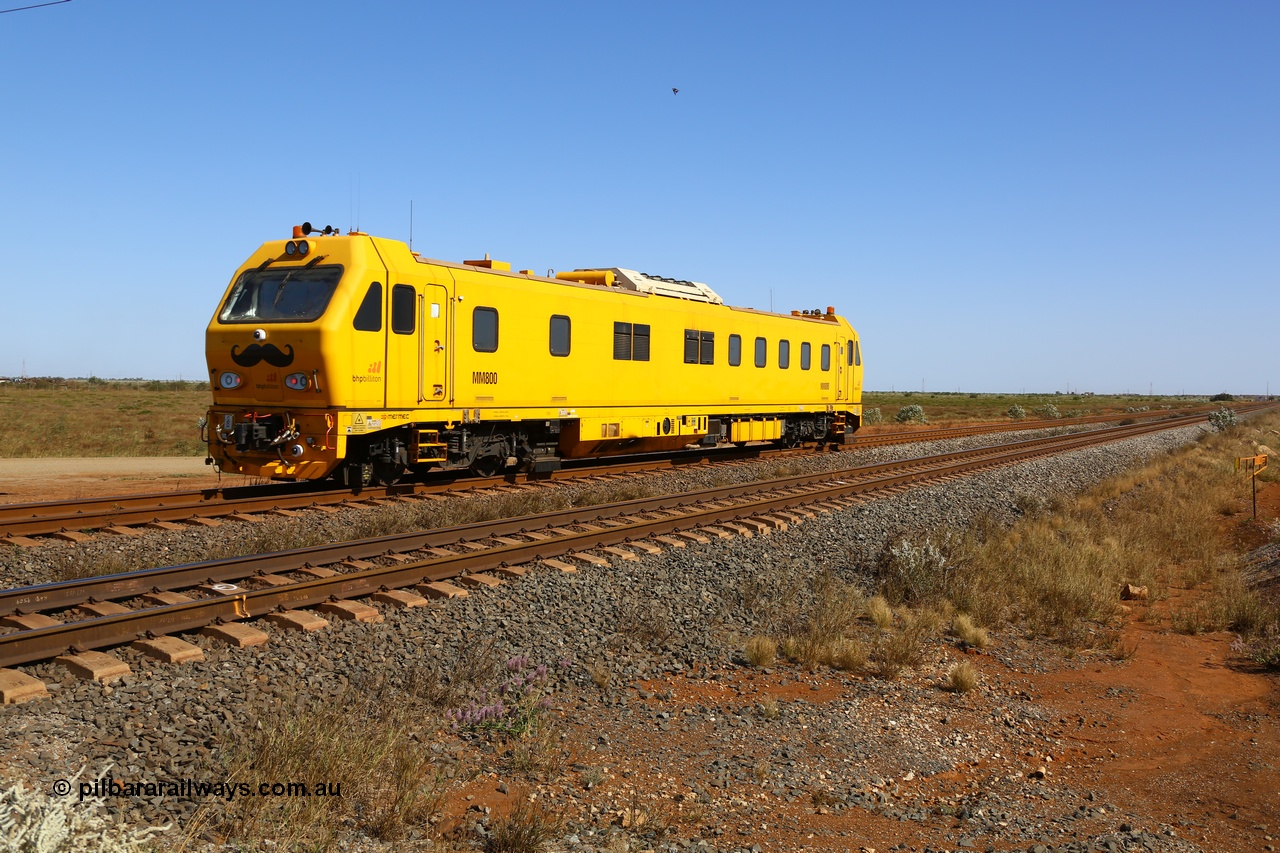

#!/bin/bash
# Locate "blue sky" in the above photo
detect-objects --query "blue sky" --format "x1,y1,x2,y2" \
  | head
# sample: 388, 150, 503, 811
1, 1, 1275, 394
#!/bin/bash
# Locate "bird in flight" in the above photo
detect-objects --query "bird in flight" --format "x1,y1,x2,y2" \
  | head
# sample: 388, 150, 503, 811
672, 88, 679, 95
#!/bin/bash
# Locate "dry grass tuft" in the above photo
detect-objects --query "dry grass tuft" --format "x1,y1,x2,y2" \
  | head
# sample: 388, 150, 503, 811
826, 638, 868, 672
947, 660, 979, 693
484, 794, 565, 853
866, 595, 894, 630
510, 719, 563, 779
872, 610, 933, 680
952, 613, 990, 649
743, 635, 778, 667
1209, 572, 1272, 635
585, 659, 612, 690
768, 570, 867, 667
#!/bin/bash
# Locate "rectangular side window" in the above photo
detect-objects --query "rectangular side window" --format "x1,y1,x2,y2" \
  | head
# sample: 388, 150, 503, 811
614, 322, 650, 360
855, 340, 861, 366
754, 336, 767, 368
473, 306, 498, 352
848, 343, 854, 366
728, 334, 741, 366
391, 284, 415, 335
353, 282, 382, 332
614, 322, 632, 360
778, 339, 790, 369
821, 344, 831, 371
684, 329, 699, 364
550, 315, 571, 357
801, 342, 811, 370
700, 331, 714, 365
633, 323, 650, 361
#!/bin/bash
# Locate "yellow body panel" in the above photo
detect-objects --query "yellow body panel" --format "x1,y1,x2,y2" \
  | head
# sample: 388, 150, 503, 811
730, 419, 784, 442
205, 232, 864, 480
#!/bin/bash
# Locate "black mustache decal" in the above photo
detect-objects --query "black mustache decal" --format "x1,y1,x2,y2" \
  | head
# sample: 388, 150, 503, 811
230, 343, 295, 368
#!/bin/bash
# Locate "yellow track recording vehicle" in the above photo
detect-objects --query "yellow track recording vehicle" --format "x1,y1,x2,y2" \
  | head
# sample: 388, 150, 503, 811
205, 224, 864, 485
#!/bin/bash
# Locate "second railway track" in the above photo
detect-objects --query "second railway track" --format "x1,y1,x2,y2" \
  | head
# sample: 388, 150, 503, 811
0, 405, 1241, 543
0, 411, 1242, 677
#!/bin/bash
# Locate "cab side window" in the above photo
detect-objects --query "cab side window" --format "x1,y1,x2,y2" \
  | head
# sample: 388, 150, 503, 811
754, 336, 767, 368
353, 282, 382, 332
391, 284, 415, 335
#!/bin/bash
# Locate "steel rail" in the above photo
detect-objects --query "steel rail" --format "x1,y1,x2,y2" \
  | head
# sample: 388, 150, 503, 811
0, 405, 1226, 539
0, 413, 1220, 668
0, 446, 798, 539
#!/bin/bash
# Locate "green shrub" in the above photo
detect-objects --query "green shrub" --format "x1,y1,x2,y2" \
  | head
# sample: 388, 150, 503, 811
1208, 407, 1238, 432
878, 534, 956, 604
1006, 404, 1026, 420
895, 404, 927, 424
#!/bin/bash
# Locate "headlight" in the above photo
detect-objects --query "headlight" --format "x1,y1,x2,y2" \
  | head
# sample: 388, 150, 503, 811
284, 373, 309, 391
219, 372, 243, 389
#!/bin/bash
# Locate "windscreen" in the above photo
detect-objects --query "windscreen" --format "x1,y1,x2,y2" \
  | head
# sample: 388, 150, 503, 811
218, 265, 344, 323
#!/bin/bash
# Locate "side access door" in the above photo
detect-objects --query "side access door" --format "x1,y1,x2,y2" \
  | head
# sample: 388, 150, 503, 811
386, 283, 420, 408
385, 281, 450, 407
836, 339, 846, 401
421, 284, 448, 403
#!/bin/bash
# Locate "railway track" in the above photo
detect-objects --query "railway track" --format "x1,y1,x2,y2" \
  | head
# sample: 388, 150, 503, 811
0, 405, 1227, 543
0, 412, 1225, 686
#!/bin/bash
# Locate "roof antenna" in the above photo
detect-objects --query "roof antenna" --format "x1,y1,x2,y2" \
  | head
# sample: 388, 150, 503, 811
409, 200, 414, 251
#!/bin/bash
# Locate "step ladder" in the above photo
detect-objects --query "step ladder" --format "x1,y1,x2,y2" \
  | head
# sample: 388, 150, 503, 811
415, 429, 447, 463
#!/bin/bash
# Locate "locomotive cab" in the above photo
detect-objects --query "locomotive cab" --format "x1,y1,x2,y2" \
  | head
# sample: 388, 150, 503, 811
206, 227, 401, 482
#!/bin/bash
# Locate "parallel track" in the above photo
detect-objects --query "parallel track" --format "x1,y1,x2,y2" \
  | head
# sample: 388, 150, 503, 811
0, 412, 1227, 669
0, 406, 1230, 542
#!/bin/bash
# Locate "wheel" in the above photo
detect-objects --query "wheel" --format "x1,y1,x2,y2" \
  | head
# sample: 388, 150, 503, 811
470, 455, 502, 477
372, 461, 404, 486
